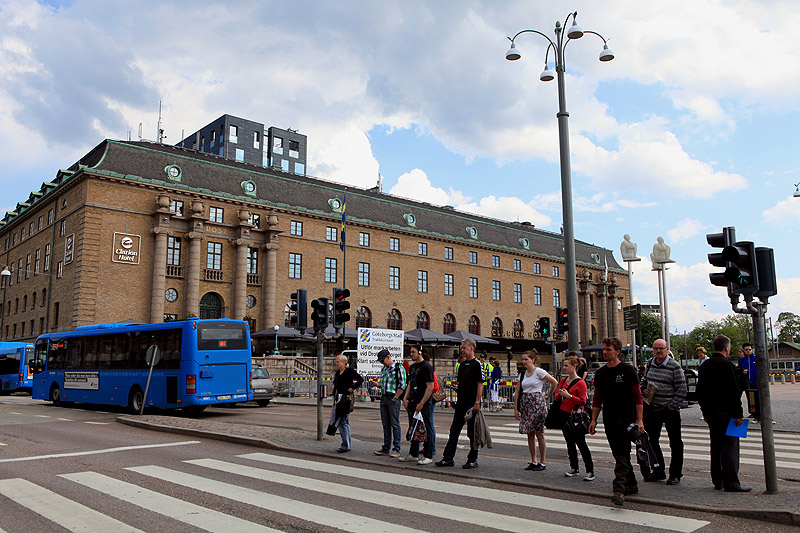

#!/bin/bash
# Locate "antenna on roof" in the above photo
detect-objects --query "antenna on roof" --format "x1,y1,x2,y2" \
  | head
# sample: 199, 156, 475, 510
157, 100, 165, 144
138, 123, 143, 140
127, 131, 131, 141
377, 172, 383, 193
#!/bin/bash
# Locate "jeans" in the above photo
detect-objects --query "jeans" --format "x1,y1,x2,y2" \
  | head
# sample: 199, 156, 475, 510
641, 405, 683, 479
407, 400, 434, 459
442, 404, 478, 464
429, 402, 437, 453
379, 396, 402, 452
562, 427, 594, 473
606, 422, 637, 494
339, 414, 351, 450
707, 414, 742, 489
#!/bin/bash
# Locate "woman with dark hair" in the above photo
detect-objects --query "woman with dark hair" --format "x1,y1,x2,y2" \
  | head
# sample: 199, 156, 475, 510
514, 349, 558, 471
331, 354, 363, 453
557, 354, 595, 481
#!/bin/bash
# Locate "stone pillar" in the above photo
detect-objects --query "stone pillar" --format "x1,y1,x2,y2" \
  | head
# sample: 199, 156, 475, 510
263, 241, 278, 328
232, 238, 248, 320
598, 281, 608, 341
185, 200, 205, 318
149, 195, 172, 324
578, 272, 592, 346
608, 276, 619, 338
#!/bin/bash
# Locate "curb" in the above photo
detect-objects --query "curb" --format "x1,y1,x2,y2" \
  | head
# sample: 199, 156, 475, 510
116, 416, 799, 527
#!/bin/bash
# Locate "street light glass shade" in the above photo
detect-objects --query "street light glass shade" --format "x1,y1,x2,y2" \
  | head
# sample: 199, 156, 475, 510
567, 21, 584, 39
599, 44, 614, 62
794, 188, 800, 198
505, 44, 521, 61
540, 67, 555, 82
0, 267, 10, 277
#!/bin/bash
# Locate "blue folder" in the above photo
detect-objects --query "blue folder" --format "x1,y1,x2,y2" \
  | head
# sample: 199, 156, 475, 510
726, 418, 749, 438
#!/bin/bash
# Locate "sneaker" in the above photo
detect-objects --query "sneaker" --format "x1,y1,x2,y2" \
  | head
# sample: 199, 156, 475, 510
373, 450, 390, 456
611, 493, 624, 506
565, 469, 580, 477
532, 463, 546, 471
435, 459, 455, 467
417, 457, 433, 465
399, 454, 419, 462
644, 472, 666, 482
388, 451, 401, 458
584, 472, 595, 481
524, 462, 539, 471
462, 461, 479, 469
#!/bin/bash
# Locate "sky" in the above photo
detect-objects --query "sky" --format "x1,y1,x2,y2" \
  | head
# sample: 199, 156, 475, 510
1, 0, 799, 335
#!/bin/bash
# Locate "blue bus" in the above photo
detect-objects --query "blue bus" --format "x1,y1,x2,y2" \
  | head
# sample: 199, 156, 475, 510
0, 342, 34, 394
31, 319, 252, 413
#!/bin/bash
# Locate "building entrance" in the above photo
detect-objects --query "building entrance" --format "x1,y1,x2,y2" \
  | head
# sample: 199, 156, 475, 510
200, 292, 223, 319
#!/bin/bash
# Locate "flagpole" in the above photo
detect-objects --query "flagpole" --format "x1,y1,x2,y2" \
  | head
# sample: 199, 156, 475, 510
340, 193, 347, 297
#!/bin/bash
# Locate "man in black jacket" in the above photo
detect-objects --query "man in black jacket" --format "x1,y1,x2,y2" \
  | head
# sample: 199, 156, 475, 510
696, 334, 750, 492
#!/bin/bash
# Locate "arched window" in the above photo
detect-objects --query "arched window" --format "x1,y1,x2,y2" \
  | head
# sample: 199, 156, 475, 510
199, 292, 223, 319
386, 308, 402, 330
41, 288, 46, 306
491, 317, 503, 337
513, 319, 524, 338
468, 315, 480, 335
442, 313, 456, 334
416, 311, 430, 330
356, 306, 372, 328
32, 292, 37, 308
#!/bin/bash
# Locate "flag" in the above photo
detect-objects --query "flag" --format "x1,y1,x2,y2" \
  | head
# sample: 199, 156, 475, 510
340, 193, 346, 252
604, 253, 608, 281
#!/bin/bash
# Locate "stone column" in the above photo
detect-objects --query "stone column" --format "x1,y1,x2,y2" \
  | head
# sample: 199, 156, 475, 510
263, 241, 278, 328
597, 280, 608, 340
149, 195, 172, 324
185, 200, 205, 318
578, 272, 592, 346
232, 209, 252, 321
608, 276, 620, 338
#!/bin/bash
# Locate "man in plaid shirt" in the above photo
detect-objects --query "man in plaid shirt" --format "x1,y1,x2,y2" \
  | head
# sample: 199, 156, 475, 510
374, 349, 407, 458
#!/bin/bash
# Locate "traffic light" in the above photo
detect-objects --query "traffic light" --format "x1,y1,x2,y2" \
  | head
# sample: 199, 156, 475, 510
332, 287, 351, 332
754, 247, 777, 302
556, 307, 569, 335
723, 240, 758, 295
537, 317, 550, 339
289, 289, 307, 333
310, 297, 329, 334
707, 227, 736, 296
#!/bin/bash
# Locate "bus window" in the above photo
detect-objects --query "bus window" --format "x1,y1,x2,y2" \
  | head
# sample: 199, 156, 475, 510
32, 341, 47, 374
198, 323, 248, 350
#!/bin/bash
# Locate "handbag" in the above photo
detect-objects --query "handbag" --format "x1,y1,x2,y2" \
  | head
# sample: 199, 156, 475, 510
348, 391, 355, 413
432, 373, 446, 402
564, 402, 591, 435
544, 400, 567, 429
406, 411, 427, 442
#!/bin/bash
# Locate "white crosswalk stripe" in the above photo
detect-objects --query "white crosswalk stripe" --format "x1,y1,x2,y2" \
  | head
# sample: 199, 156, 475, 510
61, 471, 281, 533
0, 478, 143, 532
238, 452, 709, 532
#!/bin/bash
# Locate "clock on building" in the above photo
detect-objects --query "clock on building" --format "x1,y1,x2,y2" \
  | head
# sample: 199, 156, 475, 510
164, 164, 182, 181
165, 288, 178, 302
241, 180, 257, 195
246, 295, 256, 308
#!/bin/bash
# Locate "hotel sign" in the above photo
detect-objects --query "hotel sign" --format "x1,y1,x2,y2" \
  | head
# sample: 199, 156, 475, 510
64, 233, 75, 264
112, 232, 141, 264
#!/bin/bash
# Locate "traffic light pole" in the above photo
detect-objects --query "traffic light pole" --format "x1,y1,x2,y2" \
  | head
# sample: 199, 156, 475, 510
750, 302, 778, 493
316, 329, 325, 441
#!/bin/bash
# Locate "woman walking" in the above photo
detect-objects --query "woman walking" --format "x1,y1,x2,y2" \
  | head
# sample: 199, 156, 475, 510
331, 354, 364, 453
514, 350, 558, 471
557, 353, 595, 481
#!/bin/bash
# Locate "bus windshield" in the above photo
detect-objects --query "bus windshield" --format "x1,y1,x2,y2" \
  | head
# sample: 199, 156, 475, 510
197, 322, 248, 350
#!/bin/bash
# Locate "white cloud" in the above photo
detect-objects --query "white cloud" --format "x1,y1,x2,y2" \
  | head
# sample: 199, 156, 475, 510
762, 196, 800, 227
667, 218, 706, 244
455, 196, 551, 227
389, 168, 469, 206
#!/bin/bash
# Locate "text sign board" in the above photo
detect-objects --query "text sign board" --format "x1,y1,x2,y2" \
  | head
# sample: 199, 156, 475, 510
112, 232, 141, 264
640, 304, 661, 314
64, 371, 99, 390
623, 305, 640, 331
357, 328, 404, 377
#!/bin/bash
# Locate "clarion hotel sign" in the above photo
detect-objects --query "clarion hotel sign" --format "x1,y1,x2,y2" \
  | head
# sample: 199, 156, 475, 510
112, 232, 141, 264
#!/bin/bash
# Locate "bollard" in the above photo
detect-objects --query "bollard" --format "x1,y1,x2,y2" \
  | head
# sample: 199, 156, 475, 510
791, 373, 796, 384
770, 374, 775, 384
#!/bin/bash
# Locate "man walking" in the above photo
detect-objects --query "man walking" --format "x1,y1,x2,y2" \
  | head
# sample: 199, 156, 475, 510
436, 338, 484, 469
401, 345, 435, 465
738, 343, 760, 422
697, 334, 750, 492
374, 349, 406, 458
640, 338, 687, 485
589, 337, 644, 506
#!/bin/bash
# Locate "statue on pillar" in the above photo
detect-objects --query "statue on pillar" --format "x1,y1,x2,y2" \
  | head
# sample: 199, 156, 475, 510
620, 234, 639, 261
650, 236, 671, 264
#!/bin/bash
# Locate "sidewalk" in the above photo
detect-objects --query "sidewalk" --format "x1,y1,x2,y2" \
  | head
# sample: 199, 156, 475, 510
117, 397, 800, 527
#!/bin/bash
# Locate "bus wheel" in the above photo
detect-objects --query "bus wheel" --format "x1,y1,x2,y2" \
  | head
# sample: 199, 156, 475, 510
128, 387, 144, 415
256, 400, 270, 407
51, 385, 63, 406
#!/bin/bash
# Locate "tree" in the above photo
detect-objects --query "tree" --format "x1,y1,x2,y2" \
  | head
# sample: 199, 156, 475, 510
639, 313, 662, 348
776, 312, 800, 342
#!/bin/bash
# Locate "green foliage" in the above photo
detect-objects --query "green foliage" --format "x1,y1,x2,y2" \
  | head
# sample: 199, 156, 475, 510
776, 312, 800, 341
686, 314, 754, 359
639, 313, 662, 347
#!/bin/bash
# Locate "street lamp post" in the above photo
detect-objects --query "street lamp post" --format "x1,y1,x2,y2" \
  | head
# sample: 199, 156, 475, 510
1, 266, 11, 340
507, 12, 614, 351
272, 324, 280, 355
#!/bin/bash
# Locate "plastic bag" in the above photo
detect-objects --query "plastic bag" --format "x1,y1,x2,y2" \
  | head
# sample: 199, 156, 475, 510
406, 411, 427, 442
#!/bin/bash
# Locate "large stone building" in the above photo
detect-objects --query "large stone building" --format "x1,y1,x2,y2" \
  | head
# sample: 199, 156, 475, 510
0, 117, 630, 349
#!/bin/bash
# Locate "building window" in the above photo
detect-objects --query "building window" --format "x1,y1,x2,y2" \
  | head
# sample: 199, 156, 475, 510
553, 289, 561, 307
469, 251, 478, 264
56, 261, 63, 279
229, 125, 238, 143
60, 220, 65, 237
359, 232, 370, 247
356, 306, 372, 328
253, 131, 260, 149
48, 209, 54, 224
17, 259, 22, 283
289, 253, 302, 279
12, 234, 16, 246
290, 220, 303, 236
23, 295, 27, 311
418, 242, 427, 256
41, 288, 46, 305
389, 266, 400, 290
443, 313, 456, 334
492, 255, 500, 268
514, 259, 521, 271
386, 308, 402, 330
416, 311, 430, 330
553, 266, 559, 277
248, 213, 260, 228
295, 162, 305, 175
514, 283, 522, 303
534, 286, 542, 306
247, 248, 258, 274
38, 216, 43, 231
34, 249, 41, 275
468, 315, 481, 335
389, 237, 399, 251
590, 293, 595, 314
29, 222, 33, 236
235, 148, 245, 162
21, 227, 25, 240
167, 237, 181, 266
326, 227, 338, 241
53, 302, 59, 328
492, 280, 500, 301
273, 136, 283, 154
32, 292, 36, 308
206, 242, 222, 270
534, 263, 541, 275
492, 317, 503, 337
325, 258, 337, 283
469, 277, 478, 298
25, 255, 30, 279
418, 270, 428, 293
514, 319, 524, 338
209, 206, 223, 223
358, 262, 370, 286
444, 247, 453, 260
169, 200, 184, 216
444, 273, 454, 296
44, 244, 51, 272
289, 139, 300, 158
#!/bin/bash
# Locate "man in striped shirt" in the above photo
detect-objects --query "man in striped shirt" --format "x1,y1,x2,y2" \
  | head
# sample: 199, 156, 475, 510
640, 338, 687, 486
374, 349, 407, 458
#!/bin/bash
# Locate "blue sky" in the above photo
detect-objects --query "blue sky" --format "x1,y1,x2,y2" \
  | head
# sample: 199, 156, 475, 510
1, 0, 799, 334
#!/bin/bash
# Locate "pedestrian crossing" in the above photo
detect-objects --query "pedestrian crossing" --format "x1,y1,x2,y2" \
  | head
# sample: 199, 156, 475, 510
0, 451, 711, 532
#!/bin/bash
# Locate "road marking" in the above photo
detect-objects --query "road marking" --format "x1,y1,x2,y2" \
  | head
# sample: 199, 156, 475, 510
0, 478, 143, 532
61, 471, 281, 533
0, 442, 6, 446
240, 453, 709, 533
190, 458, 591, 533
0, 440, 200, 463
57, 418, 73, 421
84, 422, 110, 425
34, 414, 50, 418
129, 464, 420, 533
8, 411, 23, 415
